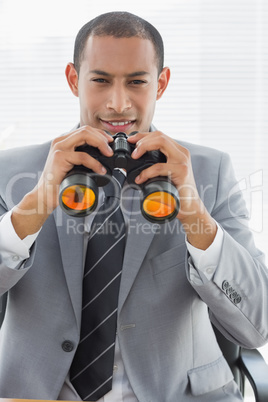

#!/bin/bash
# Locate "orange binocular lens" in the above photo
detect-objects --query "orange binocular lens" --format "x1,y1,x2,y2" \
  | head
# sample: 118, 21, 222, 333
59, 173, 99, 216
61, 185, 96, 212
59, 173, 180, 222
142, 191, 177, 219
140, 179, 180, 222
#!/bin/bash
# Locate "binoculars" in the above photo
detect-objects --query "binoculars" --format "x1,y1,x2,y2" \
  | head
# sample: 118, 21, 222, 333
59, 132, 180, 223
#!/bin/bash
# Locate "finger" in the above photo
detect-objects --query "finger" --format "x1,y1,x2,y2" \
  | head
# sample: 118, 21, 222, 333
135, 158, 191, 185
66, 126, 114, 153
51, 126, 94, 145
52, 149, 107, 179
60, 125, 114, 142
53, 126, 114, 157
135, 163, 173, 184
131, 133, 181, 161
127, 131, 148, 143
69, 151, 108, 175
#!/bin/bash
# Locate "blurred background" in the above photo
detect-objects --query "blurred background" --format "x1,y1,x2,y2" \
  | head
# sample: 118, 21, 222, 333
0, 1, 267, 399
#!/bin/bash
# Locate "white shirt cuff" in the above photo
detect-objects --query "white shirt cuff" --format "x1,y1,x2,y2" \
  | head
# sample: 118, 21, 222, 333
0, 210, 40, 269
186, 222, 223, 281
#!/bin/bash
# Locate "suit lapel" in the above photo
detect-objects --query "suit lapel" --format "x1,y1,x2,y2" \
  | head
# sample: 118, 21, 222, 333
118, 190, 157, 313
53, 208, 85, 328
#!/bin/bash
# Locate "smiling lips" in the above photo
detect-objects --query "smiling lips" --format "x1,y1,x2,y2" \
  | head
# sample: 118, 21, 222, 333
100, 119, 135, 132
108, 120, 132, 126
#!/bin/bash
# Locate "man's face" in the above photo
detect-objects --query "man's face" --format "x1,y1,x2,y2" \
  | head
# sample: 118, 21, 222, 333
67, 35, 169, 135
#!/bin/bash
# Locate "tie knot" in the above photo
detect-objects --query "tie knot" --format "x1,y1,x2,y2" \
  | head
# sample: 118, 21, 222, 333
104, 169, 126, 198
113, 169, 126, 187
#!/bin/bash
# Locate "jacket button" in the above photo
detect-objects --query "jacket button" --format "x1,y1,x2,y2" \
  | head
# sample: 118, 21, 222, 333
62, 340, 74, 352
222, 280, 229, 290
233, 296, 242, 304
230, 291, 238, 300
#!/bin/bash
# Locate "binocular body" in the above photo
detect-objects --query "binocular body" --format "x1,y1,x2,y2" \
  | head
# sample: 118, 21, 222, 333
59, 132, 180, 223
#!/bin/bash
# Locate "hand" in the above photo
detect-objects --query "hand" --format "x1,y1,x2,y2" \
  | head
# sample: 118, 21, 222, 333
128, 131, 200, 219
36, 126, 114, 213
128, 131, 217, 249
12, 126, 114, 238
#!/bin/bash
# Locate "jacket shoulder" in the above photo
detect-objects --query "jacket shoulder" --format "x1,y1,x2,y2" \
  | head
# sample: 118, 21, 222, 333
177, 139, 232, 175
0, 142, 51, 184
178, 139, 227, 160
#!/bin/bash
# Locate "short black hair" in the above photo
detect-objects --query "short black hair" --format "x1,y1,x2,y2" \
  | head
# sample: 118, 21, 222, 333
73, 11, 164, 76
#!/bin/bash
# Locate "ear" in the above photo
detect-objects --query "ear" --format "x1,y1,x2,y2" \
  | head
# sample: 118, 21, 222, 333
65, 62, 79, 97
156, 67, 170, 100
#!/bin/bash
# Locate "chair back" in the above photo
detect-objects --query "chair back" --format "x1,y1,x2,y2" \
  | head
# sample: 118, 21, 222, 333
213, 324, 244, 392
0, 292, 7, 328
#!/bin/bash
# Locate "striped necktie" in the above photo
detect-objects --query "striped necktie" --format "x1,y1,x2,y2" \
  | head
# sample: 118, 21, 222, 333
70, 169, 126, 401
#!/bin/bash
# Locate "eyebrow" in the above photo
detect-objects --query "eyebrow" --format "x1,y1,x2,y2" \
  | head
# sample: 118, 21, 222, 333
88, 70, 150, 77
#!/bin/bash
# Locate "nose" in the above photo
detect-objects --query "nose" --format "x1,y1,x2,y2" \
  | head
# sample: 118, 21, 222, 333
106, 84, 132, 113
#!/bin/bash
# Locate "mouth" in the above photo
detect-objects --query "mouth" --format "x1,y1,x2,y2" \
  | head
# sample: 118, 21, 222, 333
100, 119, 135, 133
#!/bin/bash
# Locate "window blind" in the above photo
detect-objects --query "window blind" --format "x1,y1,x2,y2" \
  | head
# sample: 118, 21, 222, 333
0, 0, 268, 369
0, 0, 267, 258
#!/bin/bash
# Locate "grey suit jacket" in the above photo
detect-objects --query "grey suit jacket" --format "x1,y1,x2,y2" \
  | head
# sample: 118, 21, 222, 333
0, 135, 267, 402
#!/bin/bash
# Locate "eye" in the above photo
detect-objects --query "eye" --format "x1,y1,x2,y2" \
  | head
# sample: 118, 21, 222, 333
92, 78, 108, 83
130, 79, 147, 85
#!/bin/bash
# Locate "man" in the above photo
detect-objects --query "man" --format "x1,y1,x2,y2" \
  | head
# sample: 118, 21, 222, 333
0, 11, 267, 402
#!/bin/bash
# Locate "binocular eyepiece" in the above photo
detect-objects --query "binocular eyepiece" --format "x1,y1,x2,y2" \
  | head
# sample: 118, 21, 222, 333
59, 132, 180, 223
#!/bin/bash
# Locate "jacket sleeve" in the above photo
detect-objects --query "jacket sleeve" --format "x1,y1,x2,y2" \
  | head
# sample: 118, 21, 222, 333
187, 151, 268, 348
